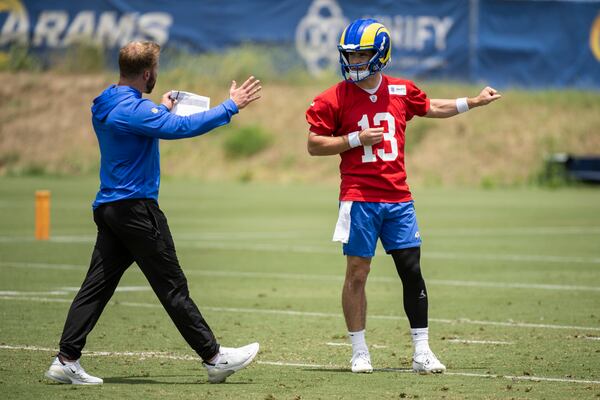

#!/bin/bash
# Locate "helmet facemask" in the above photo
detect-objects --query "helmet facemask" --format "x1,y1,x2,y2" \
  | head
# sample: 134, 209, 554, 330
339, 49, 381, 82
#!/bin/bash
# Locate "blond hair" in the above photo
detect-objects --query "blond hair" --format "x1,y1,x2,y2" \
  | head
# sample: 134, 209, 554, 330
118, 41, 160, 78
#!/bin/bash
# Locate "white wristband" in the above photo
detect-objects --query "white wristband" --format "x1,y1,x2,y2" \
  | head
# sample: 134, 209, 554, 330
348, 131, 362, 148
456, 97, 469, 113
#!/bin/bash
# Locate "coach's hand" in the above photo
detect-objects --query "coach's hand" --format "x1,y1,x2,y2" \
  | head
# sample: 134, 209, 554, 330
358, 127, 384, 146
161, 91, 177, 111
230, 76, 261, 109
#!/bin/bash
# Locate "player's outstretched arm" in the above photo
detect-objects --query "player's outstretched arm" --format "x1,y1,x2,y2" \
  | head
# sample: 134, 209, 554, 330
425, 86, 501, 119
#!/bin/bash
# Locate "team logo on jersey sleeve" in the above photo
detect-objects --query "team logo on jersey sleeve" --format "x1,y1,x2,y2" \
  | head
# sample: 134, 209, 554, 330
388, 85, 406, 96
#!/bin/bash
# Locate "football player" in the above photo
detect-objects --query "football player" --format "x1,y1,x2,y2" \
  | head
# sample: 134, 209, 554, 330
306, 18, 501, 374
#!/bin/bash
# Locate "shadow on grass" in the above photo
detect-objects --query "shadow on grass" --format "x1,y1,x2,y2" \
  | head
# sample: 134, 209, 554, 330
103, 375, 254, 385
302, 368, 348, 373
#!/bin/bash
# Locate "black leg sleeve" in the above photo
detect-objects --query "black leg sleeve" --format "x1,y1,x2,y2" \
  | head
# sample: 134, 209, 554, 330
389, 246, 428, 328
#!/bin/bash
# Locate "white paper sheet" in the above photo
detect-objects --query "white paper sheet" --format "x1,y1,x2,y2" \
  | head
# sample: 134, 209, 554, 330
170, 90, 210, 116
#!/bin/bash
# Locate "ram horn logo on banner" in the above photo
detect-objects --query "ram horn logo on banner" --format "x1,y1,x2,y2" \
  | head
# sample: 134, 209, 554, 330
591, 13, 600, 62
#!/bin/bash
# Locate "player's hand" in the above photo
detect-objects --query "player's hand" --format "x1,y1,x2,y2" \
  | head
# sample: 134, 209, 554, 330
358, 127, 384, 146
161, 91, 177, 111
230, 76, 261, 110
475, 86, 501, 106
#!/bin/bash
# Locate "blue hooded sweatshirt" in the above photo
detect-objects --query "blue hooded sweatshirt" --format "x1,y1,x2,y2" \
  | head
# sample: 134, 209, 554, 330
90, 85, 238, 209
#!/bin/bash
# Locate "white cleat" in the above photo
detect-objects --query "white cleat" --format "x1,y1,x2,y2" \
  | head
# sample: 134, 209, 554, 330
203, 342, 259, 384
412, 350, 446, 374
45, 356, 103, 385
351, 351, 373, 373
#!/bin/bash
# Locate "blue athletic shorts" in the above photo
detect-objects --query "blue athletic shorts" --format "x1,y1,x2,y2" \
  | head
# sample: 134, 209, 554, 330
332, 201, 421, 258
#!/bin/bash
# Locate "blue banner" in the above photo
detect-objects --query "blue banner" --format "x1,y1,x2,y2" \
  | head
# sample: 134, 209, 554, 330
295, 0, 470, 80
477, 0, 600, 89
1, 0, 599, 89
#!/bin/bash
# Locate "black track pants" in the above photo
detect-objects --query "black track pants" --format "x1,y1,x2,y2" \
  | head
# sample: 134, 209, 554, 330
58, 199, 219, 361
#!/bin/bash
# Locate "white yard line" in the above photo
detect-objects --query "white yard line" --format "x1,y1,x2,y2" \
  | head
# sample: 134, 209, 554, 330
185, 271, 600, 292
447, 339, 514, 345
0, 345, 197, 361
0, 296, 72, 303
0, 261, 82, 271
2, 236, 600, 264
1, 295, 599, 332
325, 342, 388, 349
424, 279, 600, 292
375, 367, 600, 385
583, 336, 600, 341
0, 287, 150, 297
3, 226, 600, 242
59, 286, 151, 293
181, 241, 600, 265
175, 232, 303, 240
426, 226, 600, 237
2, 261, 600, 292
424, 251, 600, 265
0, 290, 70, 296
1, 344, 598, 385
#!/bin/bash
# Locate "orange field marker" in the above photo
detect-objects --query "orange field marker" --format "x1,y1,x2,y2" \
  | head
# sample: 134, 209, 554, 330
35, 190, 51, 240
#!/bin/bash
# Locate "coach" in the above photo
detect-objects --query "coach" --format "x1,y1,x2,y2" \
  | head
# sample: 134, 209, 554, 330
45, 41, 261, 385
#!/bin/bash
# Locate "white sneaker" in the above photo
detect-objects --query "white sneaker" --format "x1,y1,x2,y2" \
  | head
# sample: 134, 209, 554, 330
412, 350, 446, 374
350, 351, 373, 373
203, 342, 259, 383
45, 356, 103, 385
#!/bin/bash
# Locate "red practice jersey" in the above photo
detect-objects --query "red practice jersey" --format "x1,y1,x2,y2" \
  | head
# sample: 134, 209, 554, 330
306, 74, 430, 202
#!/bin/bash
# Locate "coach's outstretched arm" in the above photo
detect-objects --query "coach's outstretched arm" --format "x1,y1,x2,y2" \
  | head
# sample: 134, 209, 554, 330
425, 86, 501, 118
131, 76, 262, 140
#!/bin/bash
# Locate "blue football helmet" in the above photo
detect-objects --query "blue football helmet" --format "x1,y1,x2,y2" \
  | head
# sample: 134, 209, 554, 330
338, 18, 392, 82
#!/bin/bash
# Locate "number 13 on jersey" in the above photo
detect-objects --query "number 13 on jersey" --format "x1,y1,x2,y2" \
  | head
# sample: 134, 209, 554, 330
357, 112, 398, 163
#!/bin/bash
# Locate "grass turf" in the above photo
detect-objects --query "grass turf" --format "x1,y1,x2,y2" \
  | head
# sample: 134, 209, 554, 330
1, 176, 599, 399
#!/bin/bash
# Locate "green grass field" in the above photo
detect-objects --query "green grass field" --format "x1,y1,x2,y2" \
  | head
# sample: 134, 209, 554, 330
1, 176, 599, 399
